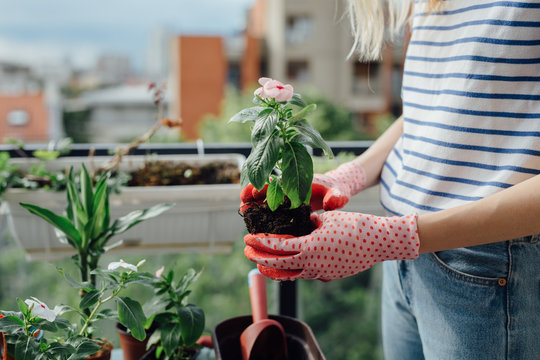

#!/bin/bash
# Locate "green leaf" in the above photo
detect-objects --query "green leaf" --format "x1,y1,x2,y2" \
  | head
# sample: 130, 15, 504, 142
281, 142, 313, 208
0, 315, 24, 332
79, 164, 93, 216
229, 106, 265, 123
244, 130, 281, 190
177, 304, 205, 346
33, 319, 57, 332
45, 342, 75, 357
145, 328, 161, 349
65, 337, 101, 360
160, 322, 182, 357
251, 110, 278, 146
292, 120, 334, 158
79, 289, 100, 310
15, 335, 39, 360
117, 296, 147, 341
32, 149, 60, 160
19, 203, 82, 246
289, 103, 317, 122
88, 176, 109, 240
289, 93, 306, 107
66, 179, 88, 231
266, 177, 285, 211
16, 298, 29, 317
108, 203, 175, 238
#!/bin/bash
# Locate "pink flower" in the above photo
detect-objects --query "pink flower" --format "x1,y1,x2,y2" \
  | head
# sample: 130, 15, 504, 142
154, 266, 165, 278
254, 77, 294, 102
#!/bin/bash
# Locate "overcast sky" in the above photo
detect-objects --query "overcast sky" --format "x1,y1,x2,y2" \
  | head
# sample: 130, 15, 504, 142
0, 0, 255, 71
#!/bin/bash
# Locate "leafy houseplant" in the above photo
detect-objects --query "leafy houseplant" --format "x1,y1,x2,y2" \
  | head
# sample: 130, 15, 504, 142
229, 77, 332, 236
19, 165, 174, 289
0, 260, 151, 359
141, 267, 205, 360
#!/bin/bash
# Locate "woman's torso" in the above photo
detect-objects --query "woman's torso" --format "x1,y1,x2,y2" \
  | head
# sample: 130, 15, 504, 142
380, 0, 540, 216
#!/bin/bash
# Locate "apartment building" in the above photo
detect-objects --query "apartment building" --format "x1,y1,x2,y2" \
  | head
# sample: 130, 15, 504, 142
246, 0, 406, 121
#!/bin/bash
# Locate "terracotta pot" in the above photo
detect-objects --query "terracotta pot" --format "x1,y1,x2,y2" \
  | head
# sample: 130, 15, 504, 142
117, 323, 150, 360
87, 338, 113, 360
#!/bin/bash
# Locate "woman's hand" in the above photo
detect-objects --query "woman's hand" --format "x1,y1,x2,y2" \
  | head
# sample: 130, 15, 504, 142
244, 211, 420, 281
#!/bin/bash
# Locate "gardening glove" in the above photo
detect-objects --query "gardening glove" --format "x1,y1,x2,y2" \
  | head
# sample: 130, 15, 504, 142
244, 211, 419, 281
311, 159, 367, 211
240, 183, 268, 214
239, 159, 367, 213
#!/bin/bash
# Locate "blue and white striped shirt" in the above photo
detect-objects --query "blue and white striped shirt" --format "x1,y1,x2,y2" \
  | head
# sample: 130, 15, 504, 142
380, 0, 540, 216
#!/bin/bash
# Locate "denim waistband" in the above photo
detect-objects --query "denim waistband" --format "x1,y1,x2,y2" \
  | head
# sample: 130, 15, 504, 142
511, 233, 539, 244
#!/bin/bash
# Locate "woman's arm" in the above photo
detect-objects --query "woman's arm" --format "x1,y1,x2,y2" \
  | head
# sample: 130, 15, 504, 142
355, 116, 403, 188
418, 173, 540, 253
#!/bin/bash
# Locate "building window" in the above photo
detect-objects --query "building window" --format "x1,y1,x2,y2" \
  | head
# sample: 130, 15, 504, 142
6, 110, 30, 126
352, 61, 381, 95
286, 15, 313, 45
287, 60, 310, 82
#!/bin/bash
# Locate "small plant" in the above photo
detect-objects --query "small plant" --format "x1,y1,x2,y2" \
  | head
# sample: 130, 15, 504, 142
19, 165, 174, 289
143, 266, 205, 360
0, 259, 151, 359
229, 77, 333, 211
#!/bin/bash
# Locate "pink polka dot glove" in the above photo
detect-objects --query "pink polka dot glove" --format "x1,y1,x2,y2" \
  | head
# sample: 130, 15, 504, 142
311, 159, 367, 211
244, 211, 420, 281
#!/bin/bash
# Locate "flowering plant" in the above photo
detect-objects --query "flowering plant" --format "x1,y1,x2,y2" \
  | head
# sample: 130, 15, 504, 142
0, 260, 151, 359
230, 77, 333, 210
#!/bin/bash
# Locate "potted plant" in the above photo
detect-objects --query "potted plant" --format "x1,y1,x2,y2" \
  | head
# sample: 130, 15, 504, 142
132, 265, 207, 360
229, 77, 332, 236
0, 259, 151, 359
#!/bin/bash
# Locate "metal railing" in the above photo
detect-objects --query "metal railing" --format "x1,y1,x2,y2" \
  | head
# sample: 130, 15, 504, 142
0, 140, 373, 158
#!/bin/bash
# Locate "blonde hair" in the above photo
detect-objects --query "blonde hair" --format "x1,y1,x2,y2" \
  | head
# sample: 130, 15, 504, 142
347, 0, 442, 61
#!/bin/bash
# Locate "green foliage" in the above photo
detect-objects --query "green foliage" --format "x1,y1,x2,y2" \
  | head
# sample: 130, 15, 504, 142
144, 267, 205, 360
0, 261, 152, 359
199, 87, 253, 143
301, 92, 371, 141
19, 165, 175, 287
230, 91, 333, 211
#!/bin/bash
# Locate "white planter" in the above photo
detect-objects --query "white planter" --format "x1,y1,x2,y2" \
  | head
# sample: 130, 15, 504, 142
4, 154, 245, 261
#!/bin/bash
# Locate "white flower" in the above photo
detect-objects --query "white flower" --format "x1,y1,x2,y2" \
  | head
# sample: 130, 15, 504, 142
108, 259, 138, 272
24, 297, 56, 322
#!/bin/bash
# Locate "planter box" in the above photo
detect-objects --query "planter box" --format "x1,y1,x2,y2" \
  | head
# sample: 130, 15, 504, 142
4, 154, 245, 261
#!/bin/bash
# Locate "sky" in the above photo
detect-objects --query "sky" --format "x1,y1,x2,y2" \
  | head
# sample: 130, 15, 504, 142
0, 0, 255, 71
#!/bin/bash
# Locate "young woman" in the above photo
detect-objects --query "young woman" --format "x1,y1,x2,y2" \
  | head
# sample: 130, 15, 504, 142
242, 0, 540, 358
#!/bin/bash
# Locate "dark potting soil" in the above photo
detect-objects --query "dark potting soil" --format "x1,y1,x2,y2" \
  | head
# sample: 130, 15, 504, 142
128, 160, 241, 186
242, 199, 314, 237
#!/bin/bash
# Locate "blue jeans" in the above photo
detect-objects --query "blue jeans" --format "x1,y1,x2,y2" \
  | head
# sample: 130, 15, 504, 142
381, 235, 540, 360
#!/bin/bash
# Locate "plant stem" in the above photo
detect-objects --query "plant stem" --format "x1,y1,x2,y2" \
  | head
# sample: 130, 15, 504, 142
78, 285, 122, 337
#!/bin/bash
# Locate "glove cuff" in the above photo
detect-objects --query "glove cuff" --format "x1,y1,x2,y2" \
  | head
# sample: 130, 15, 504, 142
324, 159, 366, 197
386, 213, 420, 261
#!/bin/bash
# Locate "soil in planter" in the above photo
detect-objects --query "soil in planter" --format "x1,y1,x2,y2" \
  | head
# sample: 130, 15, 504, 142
242, 198, 314, 237
128, 160, 241, 186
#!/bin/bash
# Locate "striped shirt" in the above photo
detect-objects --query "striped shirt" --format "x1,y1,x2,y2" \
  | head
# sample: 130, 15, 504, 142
380, 0, 540, 216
